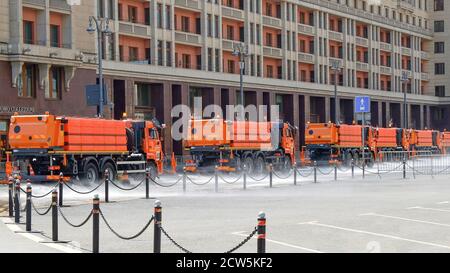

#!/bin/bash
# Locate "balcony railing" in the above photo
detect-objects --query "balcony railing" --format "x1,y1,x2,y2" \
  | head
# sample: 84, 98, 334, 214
263, 46, 282, 58
298, 23, 315, 35
401, 47, 412, 56
380, 66, 392, 75
22, 0, 46, 8
49, 0, 71, 11
175, 0, 201, 10
328, 31, 343, 42
380, 42, 392, 51
356, 62, 369, 71
175, 31, 201, 45
221, 6, 244, 20
262, 16, 282, 28
298, 52, 314, 64
119, 22, 150, 36
355, 37, 369, 47
421, 72, 429, 81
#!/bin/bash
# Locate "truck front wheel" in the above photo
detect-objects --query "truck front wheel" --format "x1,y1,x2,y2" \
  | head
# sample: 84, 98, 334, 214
83, 162, 99, 184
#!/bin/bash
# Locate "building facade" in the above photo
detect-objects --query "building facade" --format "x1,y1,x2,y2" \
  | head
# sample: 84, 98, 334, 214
0, 0, 449, 155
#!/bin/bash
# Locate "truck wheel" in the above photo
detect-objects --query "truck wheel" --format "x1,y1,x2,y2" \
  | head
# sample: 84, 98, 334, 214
243, 157, 254, 174
102, 163, 116, 181
147, 163, 158, 181
83, 162, 99, 184
254, 156, 265, 174
282, 156, 292, 173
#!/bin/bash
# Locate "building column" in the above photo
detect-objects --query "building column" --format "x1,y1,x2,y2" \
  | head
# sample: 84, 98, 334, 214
400, 102, 405, 128
378, 101, 383, 127
304, 95, 311, 123
425, 105, 431, 129
407, 104, 412, 129
213, 87, 221, 108
163, 82, 173, 155
420, 104, 425, 129
385, 101, 391, 126
325, 97, 331, 123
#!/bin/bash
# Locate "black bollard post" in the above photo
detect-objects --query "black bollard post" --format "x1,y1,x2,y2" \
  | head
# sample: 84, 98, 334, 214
145, 168, 150, 199
154, 200, 162, 253
351, 159, 355, 179
182, 168, 187, 193
58, 173, 64, 207
403, 160, 406, 179
335, 162, 338, 181
14, 179, 20, 224
104, 170, 109, 203
313, 161, 317, 183
269, 164, 273, 188
214, 167, 219, 193
257, 212, 266, 254
51, 190, 58, 241
294, 164, 297, 186
25, 182, 32, 232
243, 171, 247, 190
8, 176, 14, 217
92, 194, 100, 253
362, 163, 365, 179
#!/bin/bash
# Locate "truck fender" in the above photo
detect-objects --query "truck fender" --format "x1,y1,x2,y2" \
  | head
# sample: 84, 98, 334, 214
99, 157, 116, 174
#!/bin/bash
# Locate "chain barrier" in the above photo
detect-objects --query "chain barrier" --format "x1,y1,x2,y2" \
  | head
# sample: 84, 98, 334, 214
109, 178, 145, 191
58, 206, 93, 228
64, 179, 105, 195
151, 176, 183, 187
160, 226, 192, 253
99, 209, 154, 240
186, 175, 215, 186
225, 227, 258, 253
246, 172, 270, 182
31, 200, 52, 216
272, 169, 294, 180
296, 168, 314, 177
218, 173, 243, 184
316, 167, 334, 175
20, 183, 58, 199
337, 165, 351, 172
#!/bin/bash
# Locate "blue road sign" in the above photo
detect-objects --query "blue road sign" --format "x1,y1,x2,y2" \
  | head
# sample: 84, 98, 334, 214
355, 96, 370, 113
85, 84, 107, 106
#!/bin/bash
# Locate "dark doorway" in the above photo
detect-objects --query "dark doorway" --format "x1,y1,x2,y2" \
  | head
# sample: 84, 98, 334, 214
113, 80, 126, 120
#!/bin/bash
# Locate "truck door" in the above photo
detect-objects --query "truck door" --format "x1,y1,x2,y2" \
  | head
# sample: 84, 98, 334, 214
0, 119, 8, 162
145, 127, 163, 162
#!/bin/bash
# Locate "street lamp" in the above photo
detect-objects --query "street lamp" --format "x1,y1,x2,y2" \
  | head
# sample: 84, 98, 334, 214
330, 59, 342, 125
87, 16, 112, 118
232, 43, 249, 119
401, 71, 410, 129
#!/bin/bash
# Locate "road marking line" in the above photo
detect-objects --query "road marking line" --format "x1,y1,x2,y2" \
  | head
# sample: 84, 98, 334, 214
407, 207, 450, 213
360, 213, 450, 228
1, 218, 82, 253
298, 221, 450, 250
437, 201, 450, 205
231, 231, 323, 253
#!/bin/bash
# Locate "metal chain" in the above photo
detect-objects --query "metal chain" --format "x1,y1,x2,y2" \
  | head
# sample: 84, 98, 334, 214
316, 167, 334, 175
58, 206, 93, 228
160, 226, 192, 253
246, 172, 269, 182
225, 227, 258, 253
186, 175, 215, 186
31, 200, 52, 216
272, 169, 294, 179
108, 178, 145, 191
64, 180, 105, 195
99, 209, 154, 240
218, 173, 243, 184
151, 176, 183, 187
21, 183, 59, 199
296, 168, 314, 177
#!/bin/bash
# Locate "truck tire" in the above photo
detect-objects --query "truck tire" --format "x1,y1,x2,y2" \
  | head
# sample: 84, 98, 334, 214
83, 162, 99, 184
243, 157, 254, 174
102, 162, 116, 181
253, 156, 265, 174
281, 155, 292, 173
147, 162, 158, 181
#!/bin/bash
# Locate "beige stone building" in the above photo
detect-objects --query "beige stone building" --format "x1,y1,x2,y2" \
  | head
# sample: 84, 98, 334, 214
0, 0, 449, 155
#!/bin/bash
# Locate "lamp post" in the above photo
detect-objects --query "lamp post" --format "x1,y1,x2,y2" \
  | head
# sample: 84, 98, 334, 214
87, 16, 112, 118
232, 43, 248, 119
401, 71, 409, 129
330, 59, 341, 125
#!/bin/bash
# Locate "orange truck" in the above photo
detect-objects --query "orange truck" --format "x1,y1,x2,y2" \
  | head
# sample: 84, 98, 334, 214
184, 118, 296, 173
305, 122, 371, 164
440, 131, 450, 154
8, 113, 164, 183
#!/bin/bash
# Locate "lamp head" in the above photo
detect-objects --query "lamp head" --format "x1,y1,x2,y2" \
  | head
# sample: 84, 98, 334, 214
86, 17, 96, 34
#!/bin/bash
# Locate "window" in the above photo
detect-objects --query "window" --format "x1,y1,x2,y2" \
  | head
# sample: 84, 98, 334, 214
435, 85, 446, 97
434, 0, 444, 11
434, 20, 445, 32
227, 60, 235, 73
47, 67, 63, 99
19, 64, 36, 98
50, 25, 60, 47
129, 47, 138, 61
23, 21, 34, 44
181, 16, 190, 32
435, 63, 445, 75
435, 42, 445, 53
128, 6, 137, 23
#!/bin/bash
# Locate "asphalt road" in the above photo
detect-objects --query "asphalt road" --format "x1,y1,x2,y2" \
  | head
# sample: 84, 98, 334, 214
2, 167, 450, 253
